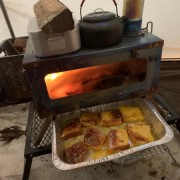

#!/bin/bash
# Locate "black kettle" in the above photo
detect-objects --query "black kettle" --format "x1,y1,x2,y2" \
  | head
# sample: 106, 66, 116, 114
79, 0, 123, 48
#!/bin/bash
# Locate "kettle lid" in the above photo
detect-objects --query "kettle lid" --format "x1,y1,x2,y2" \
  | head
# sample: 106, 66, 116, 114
83, 10, 116, 23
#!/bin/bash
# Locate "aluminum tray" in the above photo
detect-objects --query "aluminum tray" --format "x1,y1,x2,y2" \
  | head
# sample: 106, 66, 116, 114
52, 98, 173, 170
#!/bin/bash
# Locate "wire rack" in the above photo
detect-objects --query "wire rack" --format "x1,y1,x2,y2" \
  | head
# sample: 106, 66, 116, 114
27, 102, 52, 148
113, 144, 169, 165
0, 37, 31, 102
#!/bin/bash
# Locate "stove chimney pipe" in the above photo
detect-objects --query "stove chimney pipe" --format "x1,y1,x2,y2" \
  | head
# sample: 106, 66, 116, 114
123, 0, 145, 35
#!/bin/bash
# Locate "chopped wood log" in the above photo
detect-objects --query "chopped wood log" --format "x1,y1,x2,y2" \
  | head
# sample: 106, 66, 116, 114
13, 38, 27, 53
34, 0, 74, 35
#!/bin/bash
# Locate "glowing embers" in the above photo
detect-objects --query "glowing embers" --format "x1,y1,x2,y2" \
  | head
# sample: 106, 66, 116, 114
44, 59, 147, 99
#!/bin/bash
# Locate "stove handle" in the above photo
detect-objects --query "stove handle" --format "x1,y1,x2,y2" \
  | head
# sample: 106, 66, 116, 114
80, 0, 119, 21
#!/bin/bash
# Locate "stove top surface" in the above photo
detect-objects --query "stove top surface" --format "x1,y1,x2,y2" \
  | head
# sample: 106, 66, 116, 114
23, 32, 163, 65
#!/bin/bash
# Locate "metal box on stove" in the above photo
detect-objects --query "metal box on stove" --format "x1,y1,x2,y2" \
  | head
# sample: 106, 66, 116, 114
27, 17, 81, 57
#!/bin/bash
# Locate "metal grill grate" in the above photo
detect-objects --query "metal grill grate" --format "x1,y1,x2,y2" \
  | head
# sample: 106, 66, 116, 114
0, 37, 31, 102
0, 57, 30, 98
27, 102, 52, 148
113, 144, 169, 165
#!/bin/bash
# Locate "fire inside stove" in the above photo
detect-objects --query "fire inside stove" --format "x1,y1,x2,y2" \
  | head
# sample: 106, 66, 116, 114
44, 59, 147, 99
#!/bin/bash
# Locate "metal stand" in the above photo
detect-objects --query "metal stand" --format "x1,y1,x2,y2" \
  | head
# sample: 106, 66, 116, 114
23, 102, 52, 180
22, 94, 180, 179
23, 156, 32, 180
34, 114, 53, 146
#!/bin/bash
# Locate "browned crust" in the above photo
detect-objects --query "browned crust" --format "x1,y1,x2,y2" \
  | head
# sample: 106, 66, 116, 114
108, 129, 130, 152
127, 124, 153, 145
119, 106, 144, 123
99, 119, 123, 127
109, 144, 130, 152
127, 129, 149, 143
62, 122, 82, 140
65, 141, 89, 164
62, 131, 82, 140
84, 137, 106, 151
80, 112, 99, 127
99, 110, 123, 127
84, 127, 106, 151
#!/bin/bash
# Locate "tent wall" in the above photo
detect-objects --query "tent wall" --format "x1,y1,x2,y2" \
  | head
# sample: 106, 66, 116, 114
0, 0, 180, 58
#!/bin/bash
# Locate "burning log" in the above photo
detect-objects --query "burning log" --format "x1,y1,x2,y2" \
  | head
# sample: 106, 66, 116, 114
34, 0, 74, 34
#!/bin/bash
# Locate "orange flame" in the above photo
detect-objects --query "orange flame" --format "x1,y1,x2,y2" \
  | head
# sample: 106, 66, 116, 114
45, 72, 64, 81
44, 60, 147, 100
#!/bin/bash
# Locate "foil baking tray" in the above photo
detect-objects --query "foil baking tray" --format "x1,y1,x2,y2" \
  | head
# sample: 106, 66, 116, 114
52, 98, 173, 170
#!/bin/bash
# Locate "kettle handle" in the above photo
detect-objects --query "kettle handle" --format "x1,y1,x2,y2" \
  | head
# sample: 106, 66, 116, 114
80, 0, 119, 21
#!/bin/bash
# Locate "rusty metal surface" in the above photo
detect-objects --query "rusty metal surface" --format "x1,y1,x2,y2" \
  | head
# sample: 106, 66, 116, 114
123, 0, 145, 20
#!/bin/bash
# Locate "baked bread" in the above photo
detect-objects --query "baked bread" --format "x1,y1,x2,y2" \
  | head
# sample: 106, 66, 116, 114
127, 123, 154, 146
80, 112, 99, 126
84, 127, 106, 150
65, 141, 89, 164
119, 106, 144, 122
61, 122, 82, 140
99, 110, 123, 127
108, 129, 130, 152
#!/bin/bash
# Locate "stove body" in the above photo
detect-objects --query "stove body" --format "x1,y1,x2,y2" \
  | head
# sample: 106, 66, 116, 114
23, 32, 164, 116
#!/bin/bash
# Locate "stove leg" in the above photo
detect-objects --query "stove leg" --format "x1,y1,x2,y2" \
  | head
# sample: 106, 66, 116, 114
22, 155, 33, 180
34, 114, 53, 146
175, 120, 180, 132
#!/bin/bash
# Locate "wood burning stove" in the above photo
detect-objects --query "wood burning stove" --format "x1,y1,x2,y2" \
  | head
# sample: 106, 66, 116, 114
21, 31, 180, 179
23, 32, 163, 117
